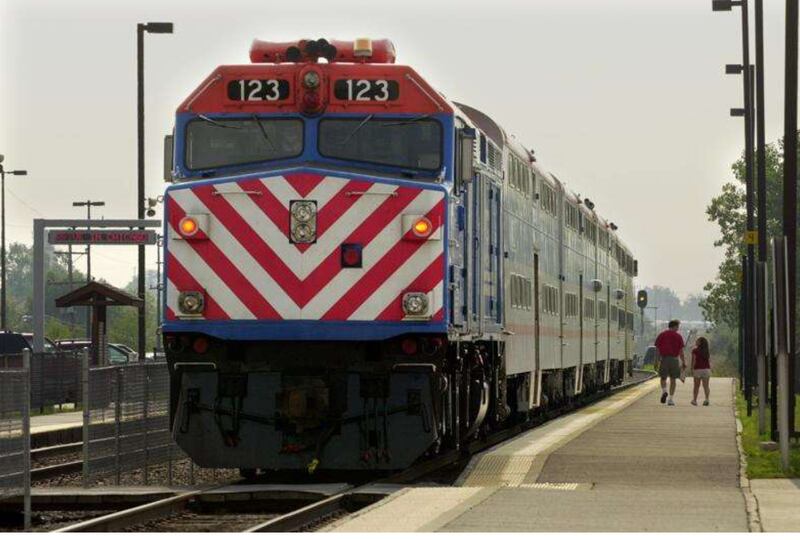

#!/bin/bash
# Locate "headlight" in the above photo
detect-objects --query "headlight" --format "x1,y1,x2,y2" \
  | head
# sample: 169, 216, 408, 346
178, 291, 205, 315
402, 292, 430, 317
290, 200, 317, 243
291, 201, 316, 222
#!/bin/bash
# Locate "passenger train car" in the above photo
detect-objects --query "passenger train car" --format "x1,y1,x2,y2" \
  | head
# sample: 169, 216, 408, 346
162, 38, 638, 474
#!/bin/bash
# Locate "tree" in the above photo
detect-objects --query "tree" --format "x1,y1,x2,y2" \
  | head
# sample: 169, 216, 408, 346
701, 138, 789, 326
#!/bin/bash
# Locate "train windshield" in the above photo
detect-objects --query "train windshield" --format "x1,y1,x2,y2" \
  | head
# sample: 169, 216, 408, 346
185, 117, 303, 170
318, 117, 442, 172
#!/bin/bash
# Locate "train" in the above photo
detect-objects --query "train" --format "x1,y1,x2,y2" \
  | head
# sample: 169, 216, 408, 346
161, 37, 638, 475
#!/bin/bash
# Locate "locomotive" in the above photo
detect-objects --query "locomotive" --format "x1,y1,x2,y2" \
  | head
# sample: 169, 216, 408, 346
161, 38, 638, 474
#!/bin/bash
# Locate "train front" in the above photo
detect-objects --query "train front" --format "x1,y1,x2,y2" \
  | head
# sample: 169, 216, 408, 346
162, 38, 456, 472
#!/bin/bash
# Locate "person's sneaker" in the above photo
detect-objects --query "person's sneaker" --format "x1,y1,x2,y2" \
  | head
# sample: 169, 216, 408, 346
667, 398, 675, 406
703, 400, 710, 406
661, 392, 668, 404
691, 400, 698, 406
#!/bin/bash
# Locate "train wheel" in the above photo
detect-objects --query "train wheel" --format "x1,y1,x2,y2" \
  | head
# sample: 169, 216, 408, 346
239, 468, 258, 480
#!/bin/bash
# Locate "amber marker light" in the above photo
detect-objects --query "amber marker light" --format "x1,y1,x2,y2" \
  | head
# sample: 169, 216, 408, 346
412, 217, 432, 238
179, 216, 199, 237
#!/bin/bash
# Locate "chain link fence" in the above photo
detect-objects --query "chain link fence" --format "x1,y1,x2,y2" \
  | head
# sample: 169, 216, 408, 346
83, 357, 186, 486
0, 352, 31, 528
0, 350, 81, 412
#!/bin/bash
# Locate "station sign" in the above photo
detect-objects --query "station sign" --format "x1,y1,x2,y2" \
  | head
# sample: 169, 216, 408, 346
48, 229, 158, 245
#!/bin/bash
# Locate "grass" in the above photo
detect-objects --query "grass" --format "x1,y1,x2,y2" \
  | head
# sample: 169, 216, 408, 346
735, 390, 800, 478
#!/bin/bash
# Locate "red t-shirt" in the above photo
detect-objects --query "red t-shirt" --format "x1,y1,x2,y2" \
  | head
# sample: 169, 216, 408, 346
655, 329, 684, 357
692, 348, 710, 370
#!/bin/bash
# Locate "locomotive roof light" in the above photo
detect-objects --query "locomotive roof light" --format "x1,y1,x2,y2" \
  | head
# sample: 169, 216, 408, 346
584, 198, 595, 210
302, 70, 321, 89
353, 37, 373, 57
402, 292, 430, 318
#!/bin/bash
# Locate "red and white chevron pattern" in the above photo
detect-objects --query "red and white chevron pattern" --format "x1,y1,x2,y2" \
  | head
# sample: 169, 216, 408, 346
165, 173, 446, 322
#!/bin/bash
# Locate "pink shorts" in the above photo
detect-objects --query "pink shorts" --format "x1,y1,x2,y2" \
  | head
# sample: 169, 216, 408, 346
693, 369, 711, 379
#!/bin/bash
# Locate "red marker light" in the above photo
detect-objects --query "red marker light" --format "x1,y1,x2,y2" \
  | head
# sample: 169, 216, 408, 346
192, 336, 209, 354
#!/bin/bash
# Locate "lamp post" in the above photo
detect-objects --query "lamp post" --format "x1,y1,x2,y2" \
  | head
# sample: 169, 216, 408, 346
0, 155, 27, 331
713, 0, 757, 410
137, 21, 173, 361
783, 0, 798, 434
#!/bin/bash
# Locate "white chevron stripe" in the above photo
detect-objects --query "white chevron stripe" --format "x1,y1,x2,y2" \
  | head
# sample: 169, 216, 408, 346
349, 242, 444, 320
170, 189, 301, 319
165, 279, 186, 319
167, 226, 255, 320
211, 180, 400, 279
250, 174, 350, 211
302, 190, 444, 319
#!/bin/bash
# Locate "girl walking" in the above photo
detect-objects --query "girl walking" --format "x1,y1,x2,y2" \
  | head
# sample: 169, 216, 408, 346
691, 336, 712, 406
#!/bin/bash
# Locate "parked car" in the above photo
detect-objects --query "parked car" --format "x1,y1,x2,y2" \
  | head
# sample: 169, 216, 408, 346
55, 339, 136, 365
0, 331, 58, 355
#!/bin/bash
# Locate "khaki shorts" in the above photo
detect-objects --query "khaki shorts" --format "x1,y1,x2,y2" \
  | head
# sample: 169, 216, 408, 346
693, 368, 711, 379
659, 356, 681, 379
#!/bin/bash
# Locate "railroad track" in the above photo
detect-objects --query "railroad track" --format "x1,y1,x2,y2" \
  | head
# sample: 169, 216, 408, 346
54, 370, 655, 533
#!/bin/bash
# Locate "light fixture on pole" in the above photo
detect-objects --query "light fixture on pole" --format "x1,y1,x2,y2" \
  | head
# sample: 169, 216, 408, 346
0, 155, 27, 331
137, 21, 173, 361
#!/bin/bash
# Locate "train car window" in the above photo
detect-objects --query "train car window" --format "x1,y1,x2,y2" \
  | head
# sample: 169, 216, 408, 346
319, 117, 442, 172
598, 300, 607, 320
584, 298, 595, 319
185, 117, 303, 170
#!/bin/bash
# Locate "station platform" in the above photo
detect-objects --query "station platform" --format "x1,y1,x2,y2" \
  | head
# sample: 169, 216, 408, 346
328, 377, 752, 532
30, 410, 82, 434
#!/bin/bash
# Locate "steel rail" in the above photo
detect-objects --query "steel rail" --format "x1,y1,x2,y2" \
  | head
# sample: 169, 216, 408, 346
246, 370, 657, 533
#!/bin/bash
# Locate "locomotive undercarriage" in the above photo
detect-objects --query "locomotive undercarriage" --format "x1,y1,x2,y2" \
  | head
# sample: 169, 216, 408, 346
166, 333, 630, 473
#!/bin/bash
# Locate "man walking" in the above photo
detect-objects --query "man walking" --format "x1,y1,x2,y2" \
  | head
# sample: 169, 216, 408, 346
654, 320, 686, 406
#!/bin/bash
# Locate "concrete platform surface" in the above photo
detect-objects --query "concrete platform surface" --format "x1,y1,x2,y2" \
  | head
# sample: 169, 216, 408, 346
750, 479, 800, 532
328, 377, 751, 532
30, 410, 83, 433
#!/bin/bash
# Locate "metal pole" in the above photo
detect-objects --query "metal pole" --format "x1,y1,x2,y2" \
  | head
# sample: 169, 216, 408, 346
22, 348, 31, 530
1, 167, 6, 331
81, 348, 89, 488
86, 203, 92, 338
143, 366, 149, 485
757, 262, 767, 433
114, 368, 122, 486
32, 220, 45, 354
755, 0, 767, 262
137, 24, 147, 362
785, 0, 798, 434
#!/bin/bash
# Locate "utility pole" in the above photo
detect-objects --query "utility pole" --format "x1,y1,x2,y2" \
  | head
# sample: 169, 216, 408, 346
0, 156, 27, 331
784, 0, 798, 434
73, 200, 105, 336
138, 21, 173, 361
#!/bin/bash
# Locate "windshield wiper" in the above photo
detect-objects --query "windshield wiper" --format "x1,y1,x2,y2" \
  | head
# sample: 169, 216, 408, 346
340, 114, 374, 145
197, 114, 241, 129
381, 114, 431, 126
251, 114, 277, 151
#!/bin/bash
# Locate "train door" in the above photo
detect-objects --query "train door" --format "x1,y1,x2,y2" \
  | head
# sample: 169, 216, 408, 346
476, 173, 502, 334
604, 285, 612, 383
576, 274, 584, 394
451, 121, 470, 333
532, 253, 542, 407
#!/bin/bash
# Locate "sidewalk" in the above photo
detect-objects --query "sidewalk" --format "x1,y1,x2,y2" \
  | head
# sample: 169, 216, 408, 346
329, 377, 751, 532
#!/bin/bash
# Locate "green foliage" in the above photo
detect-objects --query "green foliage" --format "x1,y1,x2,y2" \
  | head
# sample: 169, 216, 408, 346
701, 140, 788, 327
736, 391, 800, 478
4, 242, 159, 353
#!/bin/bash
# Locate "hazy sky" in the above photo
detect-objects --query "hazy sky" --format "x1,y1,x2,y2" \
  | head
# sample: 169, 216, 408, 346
0, 0, 793, 298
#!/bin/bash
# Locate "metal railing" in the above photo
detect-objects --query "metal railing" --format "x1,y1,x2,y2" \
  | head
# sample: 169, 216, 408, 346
82, 353, 185, 486
0, 350, 81, 411
0, 350, 31, 528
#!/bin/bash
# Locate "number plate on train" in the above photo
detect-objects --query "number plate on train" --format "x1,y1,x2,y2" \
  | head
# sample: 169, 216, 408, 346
334, 79, 399, 101
228, 79, 291, 101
